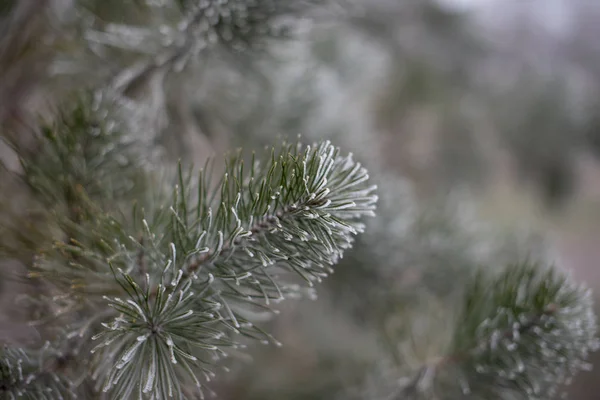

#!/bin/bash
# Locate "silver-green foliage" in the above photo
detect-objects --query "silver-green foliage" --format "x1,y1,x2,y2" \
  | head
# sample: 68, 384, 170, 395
81, 0, 326, 77
3, 98, 377, 399
396, 263, 599, 400
89, 140, 377, 398
0, 345, 74, 400
2, 1, 600, 399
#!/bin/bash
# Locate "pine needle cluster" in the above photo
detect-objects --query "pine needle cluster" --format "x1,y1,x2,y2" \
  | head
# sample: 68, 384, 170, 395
2, 89, 376, 398
396, 263, 598, 400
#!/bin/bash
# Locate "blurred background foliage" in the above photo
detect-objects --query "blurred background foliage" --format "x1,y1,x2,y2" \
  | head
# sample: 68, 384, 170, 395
2, 0, 600, 398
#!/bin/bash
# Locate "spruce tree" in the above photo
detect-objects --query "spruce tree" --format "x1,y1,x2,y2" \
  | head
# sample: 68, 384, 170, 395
0, 1, 598, 399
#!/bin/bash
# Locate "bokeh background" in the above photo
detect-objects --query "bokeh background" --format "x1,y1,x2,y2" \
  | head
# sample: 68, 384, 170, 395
2, 0, 600, 398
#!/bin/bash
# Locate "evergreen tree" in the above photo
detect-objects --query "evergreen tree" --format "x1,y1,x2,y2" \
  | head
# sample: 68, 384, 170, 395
0, 1, 598, 399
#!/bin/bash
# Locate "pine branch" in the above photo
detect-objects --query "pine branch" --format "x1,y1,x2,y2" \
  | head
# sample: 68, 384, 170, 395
172, 0, 322, 52
17, 90, 154, 216
87, 140, 376, 398
79, 0, 327, 95
18, 131, 376, 398
0, 91, 164, 396
176, 140, 377, 285
85, 0, 322, 56
0, 344, 75, 400
3, 91, 157, 314
396, 262, 599, 400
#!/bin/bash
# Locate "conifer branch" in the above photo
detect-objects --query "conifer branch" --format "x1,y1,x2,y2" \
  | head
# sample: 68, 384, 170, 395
17, 91, 153, 213
396, 262, 599, 399
88, 139, 376, 398
83, 0, 326, 94
0, 344, 75, 400
15, 119, 376, 398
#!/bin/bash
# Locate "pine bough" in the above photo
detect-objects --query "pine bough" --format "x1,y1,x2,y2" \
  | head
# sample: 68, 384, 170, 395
1, 94, 378, 399
90, 140, 378, 398
396, 263, 599, 400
